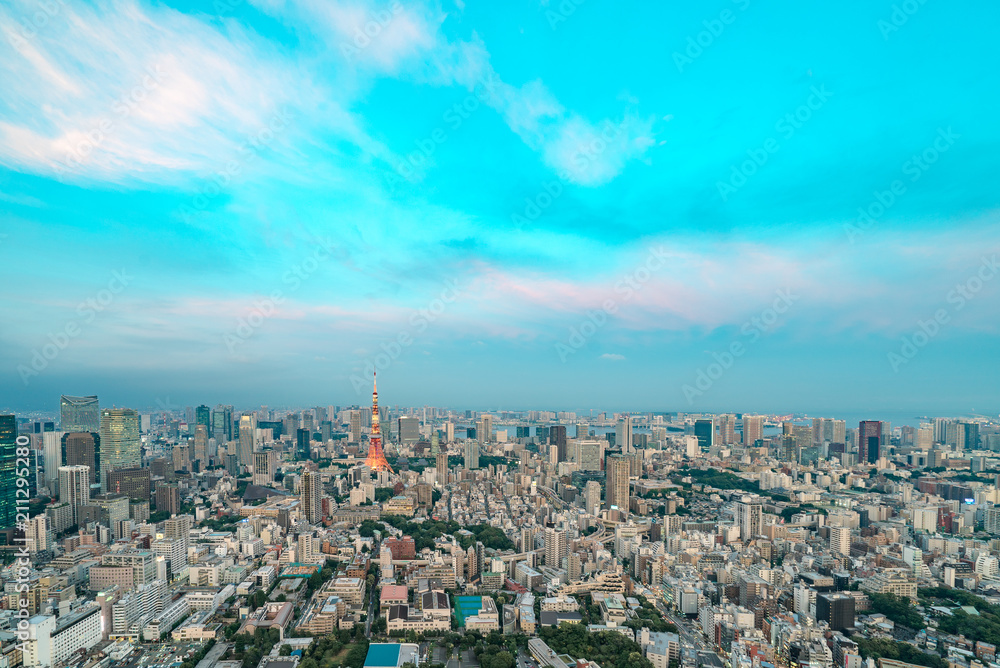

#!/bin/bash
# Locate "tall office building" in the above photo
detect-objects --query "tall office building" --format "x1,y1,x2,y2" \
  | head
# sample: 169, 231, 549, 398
717, 414, 736, 445
60, 395, 99, 432
479, 414, 493, 443
99, 409, 140, 492
253, 450, 277, 486
42, 431, 63, 496
59, 465, 91, 526
301, 470, 322, 524
296, 428, 311, 460
550, 426, 568, 462
444, 421, 455, 443
398, 416, 419, 444
238, 415, 256, 469
694, 419, 714, 449
605, 453, 630, 514
106, 467, 150, 502
193, 425, 208, 464
212, 404, 233, 444
349, 410, 362, 443
816, 593, 855, 632
465, 441, 480, 469
858, 421, 882, 464
0, 415, 16, 530
616, 416, 633, 454
742, 415, 764, 445
195, 405, 210, 430
576, 440, 603, 471
737, 500, 762, 541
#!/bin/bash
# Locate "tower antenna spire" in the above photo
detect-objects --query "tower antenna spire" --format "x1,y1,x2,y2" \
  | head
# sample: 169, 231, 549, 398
364, 371, 393, 474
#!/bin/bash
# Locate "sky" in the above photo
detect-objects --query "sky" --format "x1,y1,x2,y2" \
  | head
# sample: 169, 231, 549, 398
1, 0, 999, 415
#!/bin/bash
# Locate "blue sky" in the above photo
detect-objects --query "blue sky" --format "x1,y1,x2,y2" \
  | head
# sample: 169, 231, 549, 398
1, 0, 998, 415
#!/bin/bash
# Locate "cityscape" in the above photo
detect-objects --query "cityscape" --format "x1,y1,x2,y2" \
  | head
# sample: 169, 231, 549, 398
2, 1, 1000, 668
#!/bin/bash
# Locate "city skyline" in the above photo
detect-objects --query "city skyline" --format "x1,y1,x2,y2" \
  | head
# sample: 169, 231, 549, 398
2, 1, 999, 412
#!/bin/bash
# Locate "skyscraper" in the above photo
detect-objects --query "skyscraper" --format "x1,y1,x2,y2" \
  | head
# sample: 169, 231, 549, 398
717, 414, 736, 445
100, 409, 140, 492
195, 405, 211, 430
0, 415, 17, 530
398, 416, 419, 444
742, 415, 764, 446
42, 431, 62, 496
583, 480, 602, 515
59, 465, 91, 526
296, 428, 311, 460
436, 452, 448, 485
605, 453, 630, 514
550, 425, 568, 462
62, 432, 100, 489
301, 469, 322, 524
465, 441, 480, 469
737, 499, 762, 540
544, 527, 568, 568
694, 419, 714, 449
238, 415, 256, 469
253, 450, 277, 486
858, 420, 882, 464
615, 416, 633, 454
60, 395, 99, 432
193, 425, 208, 464
212, 404, 233, 443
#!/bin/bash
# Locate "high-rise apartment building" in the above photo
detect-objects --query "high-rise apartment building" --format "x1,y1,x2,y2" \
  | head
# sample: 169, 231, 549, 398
616, 416, 633, 454
605, 453, 630, 514
465, 441, 480, 469
829, 525, 851, 556
742, 415, 764, 445
717, 414, 736, 445
544, 527, 568, 568
737, 499, 762, 541
301, 470, 322, 524
58, 465, 91, 526
99, 408, 140, 492
583, 480, 602, 515
436, 452, 448, 485
60, 395, 99, 432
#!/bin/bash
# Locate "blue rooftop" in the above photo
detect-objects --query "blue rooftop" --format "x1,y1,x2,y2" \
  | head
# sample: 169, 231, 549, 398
364, 644, 401, 668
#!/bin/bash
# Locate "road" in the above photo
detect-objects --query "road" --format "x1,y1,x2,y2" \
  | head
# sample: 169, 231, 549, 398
365, 539, 379, 638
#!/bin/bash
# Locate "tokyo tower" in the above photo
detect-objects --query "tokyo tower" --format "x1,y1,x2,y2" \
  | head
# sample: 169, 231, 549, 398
364, 371, 394, 473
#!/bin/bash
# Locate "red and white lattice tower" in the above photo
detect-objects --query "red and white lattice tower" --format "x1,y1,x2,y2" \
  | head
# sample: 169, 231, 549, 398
364, 371, 394, 473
